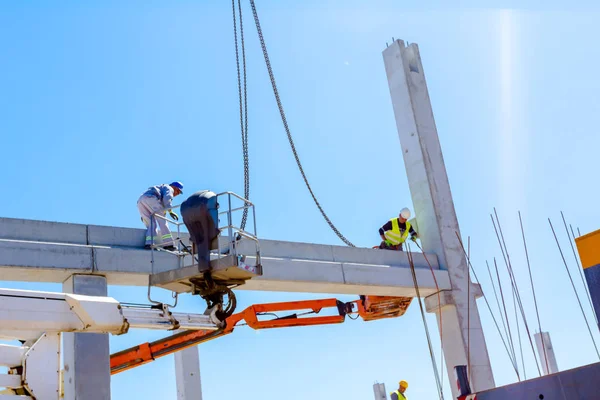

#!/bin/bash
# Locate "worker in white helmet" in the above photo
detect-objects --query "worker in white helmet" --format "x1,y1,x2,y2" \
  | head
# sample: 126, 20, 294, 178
377, 207, 418, 251
137, 181, 184, 251
391, 380, 408, 399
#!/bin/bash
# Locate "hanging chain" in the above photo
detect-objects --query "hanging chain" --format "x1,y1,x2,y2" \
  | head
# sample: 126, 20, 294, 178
248, 0, 355, 247
232, 0, 250, 231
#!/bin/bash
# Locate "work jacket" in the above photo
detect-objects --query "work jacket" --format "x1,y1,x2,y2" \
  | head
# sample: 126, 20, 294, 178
391, 390, 407, 400
383, 218, 413, 246
141, 184, 175, 212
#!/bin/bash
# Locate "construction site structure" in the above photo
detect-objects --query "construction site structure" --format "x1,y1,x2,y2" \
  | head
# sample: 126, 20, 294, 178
0, 38, 491, 400
3, 36, 600, 400
0, 286, 411, 399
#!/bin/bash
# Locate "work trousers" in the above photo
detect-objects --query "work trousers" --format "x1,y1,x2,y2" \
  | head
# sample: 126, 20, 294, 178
137, 195, 173, 246
380, 241, 403, 251
180, 190, 220, 270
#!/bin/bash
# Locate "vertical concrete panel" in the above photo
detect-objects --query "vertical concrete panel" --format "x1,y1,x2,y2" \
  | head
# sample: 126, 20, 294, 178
174, 337, 202, 400
535, 332, 559, 375
382, 39, 494, 396
63, 275, 111, 400
373, 382, 387, 400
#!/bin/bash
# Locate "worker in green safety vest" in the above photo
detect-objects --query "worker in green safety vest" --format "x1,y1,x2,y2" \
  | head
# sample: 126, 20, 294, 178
391, 380, 408, 399
377, 208, 418, 251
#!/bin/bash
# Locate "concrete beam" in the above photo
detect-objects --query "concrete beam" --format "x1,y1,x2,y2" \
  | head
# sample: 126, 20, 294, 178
0, 217, 449, 297
0, 217, 437, 268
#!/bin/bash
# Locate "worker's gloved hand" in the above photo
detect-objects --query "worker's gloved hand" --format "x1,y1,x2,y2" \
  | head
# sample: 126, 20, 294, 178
411, 236, 418, 242
169, 211, 179, 221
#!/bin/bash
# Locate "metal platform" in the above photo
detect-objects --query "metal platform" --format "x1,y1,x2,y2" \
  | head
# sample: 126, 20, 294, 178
358, 295, 413, 321
150, 253, 263, 294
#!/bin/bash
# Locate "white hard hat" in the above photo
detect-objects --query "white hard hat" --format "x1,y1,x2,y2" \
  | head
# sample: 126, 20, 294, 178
400, 208, 411, 219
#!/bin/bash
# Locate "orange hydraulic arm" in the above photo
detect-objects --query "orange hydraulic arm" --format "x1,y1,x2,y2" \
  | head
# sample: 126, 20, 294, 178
110, 328, 226, 375
110, 295, 412, 375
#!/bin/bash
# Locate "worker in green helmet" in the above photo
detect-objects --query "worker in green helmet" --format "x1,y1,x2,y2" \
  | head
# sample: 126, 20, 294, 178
391, 380, 408, 399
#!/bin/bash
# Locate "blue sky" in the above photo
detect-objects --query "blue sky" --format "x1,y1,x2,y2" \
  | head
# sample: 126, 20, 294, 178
2, 1, 600, 399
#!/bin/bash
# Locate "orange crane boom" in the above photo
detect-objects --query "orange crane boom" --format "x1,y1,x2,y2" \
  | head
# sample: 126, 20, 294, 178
110, 295, 412, 375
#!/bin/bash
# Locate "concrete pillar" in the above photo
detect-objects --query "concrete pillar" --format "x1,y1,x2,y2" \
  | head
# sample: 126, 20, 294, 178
174, 344, 202, 400
373, 382, 387, 400
383, 39, 495, 397
62, 275, 111, 400
534, 332, 559, 375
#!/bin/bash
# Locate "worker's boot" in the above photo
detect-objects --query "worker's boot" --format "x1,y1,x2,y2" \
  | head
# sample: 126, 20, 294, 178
164, 245, 177, 251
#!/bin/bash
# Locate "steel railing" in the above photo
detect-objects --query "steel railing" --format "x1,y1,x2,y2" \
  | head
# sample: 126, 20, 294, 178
146, 191, 260, 305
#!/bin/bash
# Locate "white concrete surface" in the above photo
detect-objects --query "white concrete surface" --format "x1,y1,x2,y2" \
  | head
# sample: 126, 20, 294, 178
535, 332, 559, 375
383, 39, 494, 396
0, 217, 449, 297
62, 275, 111, 400
174, 342, 203, 400
373, 382, 387, 400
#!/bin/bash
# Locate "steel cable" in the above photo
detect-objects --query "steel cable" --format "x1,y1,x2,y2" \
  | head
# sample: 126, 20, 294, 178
249, 0, 355, 246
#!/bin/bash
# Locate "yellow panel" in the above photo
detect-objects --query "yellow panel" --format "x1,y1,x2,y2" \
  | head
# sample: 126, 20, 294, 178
575, 229, 600, 269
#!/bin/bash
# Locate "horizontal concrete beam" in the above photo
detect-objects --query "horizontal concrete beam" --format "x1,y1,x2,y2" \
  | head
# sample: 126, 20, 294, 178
0, 217, 438, 269
0, 217, 449, 296
242, 256, 449, 297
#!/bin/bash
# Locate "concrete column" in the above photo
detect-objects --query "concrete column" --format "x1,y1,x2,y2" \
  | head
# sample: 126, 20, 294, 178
62, 275, 110, 400
534, 332, 559, 375
174, 343, 202, 400
383, 39, 495, 397
373, 382, 387, 400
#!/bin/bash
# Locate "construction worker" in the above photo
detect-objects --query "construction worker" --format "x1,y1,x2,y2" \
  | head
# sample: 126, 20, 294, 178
180, 190, 220, 268
391, 380, 408, 399
377, 207, 418, 251
137, 181, 184, 250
